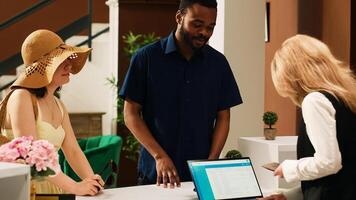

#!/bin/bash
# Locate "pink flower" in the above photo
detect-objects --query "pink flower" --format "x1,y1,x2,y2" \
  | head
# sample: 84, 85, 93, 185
8, 136, 32, 149
16, 139, 32, 158
0, 145, 19, 162
0, 136, 59, 177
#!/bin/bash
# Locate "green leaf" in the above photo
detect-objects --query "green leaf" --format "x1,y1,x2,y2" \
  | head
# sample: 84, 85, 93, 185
31, 167, 55, 179
225, 150, 242, 159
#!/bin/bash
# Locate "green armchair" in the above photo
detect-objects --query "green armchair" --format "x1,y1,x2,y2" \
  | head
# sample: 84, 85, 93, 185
58, 135, 122, 188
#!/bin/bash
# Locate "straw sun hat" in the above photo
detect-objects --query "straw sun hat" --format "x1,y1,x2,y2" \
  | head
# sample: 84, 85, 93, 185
12, 29, 91, 89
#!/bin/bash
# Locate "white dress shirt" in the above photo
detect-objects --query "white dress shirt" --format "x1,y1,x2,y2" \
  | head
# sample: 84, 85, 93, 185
281, 92, 342, 183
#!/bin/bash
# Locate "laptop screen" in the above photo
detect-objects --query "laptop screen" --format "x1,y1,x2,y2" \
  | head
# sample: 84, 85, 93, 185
188, 158, 263, 200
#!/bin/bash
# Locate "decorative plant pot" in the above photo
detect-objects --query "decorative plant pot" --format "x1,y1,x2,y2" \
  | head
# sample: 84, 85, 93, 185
264, 128, 277, 140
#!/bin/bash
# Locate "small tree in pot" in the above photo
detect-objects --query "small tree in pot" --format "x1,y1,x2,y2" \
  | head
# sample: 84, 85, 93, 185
263, 111, 278, 140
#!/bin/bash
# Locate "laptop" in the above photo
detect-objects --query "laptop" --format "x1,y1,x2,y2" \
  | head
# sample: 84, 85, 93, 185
187, 157, 263, 200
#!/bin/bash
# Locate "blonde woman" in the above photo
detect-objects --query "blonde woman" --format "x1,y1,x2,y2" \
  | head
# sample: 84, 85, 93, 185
0, 30, 104, 195
265, 35, 356, 200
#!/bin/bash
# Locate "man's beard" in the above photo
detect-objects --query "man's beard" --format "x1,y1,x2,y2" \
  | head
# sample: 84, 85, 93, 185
179, 26, 208, 52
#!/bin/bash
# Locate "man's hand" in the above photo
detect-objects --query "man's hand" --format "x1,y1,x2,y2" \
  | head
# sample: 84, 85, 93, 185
155, 155, 181, 188
274, 164, 284, 178
124, 99, 180, 188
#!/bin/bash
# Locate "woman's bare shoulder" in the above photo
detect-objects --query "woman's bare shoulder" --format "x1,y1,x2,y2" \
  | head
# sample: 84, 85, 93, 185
9, 89, 32, 98
7, 89, 33, 106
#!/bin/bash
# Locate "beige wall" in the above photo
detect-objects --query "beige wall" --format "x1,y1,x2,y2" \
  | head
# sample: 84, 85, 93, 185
211, 0, 265, 154
322, 0, 350, 63
265, 0, 298, 136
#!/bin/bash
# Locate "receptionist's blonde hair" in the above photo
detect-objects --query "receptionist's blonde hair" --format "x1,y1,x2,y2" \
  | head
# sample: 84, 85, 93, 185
271, 34, 356, 112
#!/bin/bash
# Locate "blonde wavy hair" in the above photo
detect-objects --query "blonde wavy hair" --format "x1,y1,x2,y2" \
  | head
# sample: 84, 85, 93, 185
271, 34, 356, 112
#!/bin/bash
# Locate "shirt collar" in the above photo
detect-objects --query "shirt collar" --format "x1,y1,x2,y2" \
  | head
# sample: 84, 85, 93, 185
164, 31, 207, 59
164, 32, 178, 54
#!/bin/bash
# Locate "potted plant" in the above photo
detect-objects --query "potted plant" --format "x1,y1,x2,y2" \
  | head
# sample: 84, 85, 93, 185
225, 149, 242, 159
263, 111, 278, 140
107, 32, 159, 186
108, 32, 159, 161
0, 136, 59, 199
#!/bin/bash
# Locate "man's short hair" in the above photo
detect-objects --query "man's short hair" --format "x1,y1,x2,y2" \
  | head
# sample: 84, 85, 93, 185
179, 0, 217, 13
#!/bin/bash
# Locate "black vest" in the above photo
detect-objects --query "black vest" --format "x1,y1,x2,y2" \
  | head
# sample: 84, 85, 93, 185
297, 92, 356, 200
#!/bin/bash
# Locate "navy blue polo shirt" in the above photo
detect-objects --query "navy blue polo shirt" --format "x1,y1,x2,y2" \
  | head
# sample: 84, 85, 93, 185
119, 32, 242, 183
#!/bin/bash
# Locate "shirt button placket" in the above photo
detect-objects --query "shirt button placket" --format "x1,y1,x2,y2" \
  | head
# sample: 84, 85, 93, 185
185, 63, 192, 103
